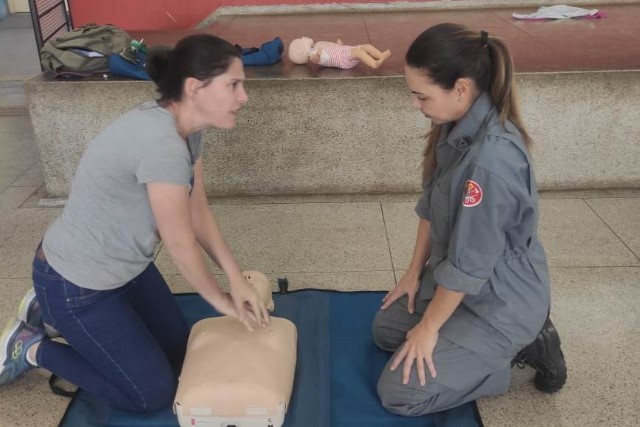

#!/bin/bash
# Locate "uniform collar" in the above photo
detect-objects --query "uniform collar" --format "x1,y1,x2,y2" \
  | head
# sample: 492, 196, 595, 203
444, 92, 493, 150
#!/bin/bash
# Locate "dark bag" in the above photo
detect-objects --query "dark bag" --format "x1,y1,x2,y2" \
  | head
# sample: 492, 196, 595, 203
40, 24, 132, 74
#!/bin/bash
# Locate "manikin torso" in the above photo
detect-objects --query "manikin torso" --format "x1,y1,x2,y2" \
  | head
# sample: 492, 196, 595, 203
174, 271, 297, 425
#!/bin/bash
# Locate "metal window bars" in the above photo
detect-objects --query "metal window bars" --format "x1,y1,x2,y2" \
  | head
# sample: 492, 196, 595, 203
28, 0, 73, 70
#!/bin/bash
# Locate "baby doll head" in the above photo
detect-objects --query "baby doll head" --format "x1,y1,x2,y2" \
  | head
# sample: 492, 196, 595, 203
287, 37, 314, 64
243, 270, 275, 312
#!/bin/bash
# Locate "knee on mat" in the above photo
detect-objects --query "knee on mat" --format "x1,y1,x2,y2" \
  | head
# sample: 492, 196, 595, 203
371, 313, 403, 352
377, 372, 441, 416
378, 385, 440, 417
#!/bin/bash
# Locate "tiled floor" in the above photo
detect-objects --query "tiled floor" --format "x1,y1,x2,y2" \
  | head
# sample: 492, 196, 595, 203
1, 7, 640, 427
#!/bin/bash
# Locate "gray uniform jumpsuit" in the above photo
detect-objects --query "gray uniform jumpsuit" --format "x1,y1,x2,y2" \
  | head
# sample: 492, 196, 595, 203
373, 93, 551, 416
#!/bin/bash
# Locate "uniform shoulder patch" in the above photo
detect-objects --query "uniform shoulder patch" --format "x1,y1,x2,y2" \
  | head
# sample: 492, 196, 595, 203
462, 180, 483, 207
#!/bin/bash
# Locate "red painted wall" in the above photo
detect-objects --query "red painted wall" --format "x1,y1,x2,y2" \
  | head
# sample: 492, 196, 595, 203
69, 0, 430, 31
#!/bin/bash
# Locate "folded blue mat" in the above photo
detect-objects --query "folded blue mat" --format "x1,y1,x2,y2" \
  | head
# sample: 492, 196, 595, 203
58, 290, 483, 427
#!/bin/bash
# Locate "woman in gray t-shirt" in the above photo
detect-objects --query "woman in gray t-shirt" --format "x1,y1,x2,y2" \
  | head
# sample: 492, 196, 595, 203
0, 34, 269, 412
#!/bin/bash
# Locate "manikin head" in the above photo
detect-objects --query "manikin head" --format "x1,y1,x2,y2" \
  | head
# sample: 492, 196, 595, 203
287, 37, 314, 64
243, 271, 275, 312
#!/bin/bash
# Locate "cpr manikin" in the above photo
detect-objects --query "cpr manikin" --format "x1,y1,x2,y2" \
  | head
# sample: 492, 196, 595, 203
174, 271, 297, 427
288, 36, 391, 69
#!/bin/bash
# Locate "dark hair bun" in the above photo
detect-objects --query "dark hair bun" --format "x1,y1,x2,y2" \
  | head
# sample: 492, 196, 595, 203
148, 35, 240, 103
146, 47, 172, 85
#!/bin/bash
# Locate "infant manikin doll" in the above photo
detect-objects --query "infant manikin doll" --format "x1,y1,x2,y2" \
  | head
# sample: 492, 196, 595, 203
174, 271, 297, 427
288, 36, 391, 69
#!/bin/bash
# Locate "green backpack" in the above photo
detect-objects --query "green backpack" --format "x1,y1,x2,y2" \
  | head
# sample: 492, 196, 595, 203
40, 24, 132, 73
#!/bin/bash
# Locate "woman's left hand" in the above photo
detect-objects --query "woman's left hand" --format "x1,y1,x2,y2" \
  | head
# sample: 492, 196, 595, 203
390, 321, 438, 386
229, 277, 270, 331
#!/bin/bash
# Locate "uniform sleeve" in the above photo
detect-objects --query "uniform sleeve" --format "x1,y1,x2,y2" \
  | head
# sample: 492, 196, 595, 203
433, 165, 518, 295
414, 177, 435, 220
136, 137, 193, 186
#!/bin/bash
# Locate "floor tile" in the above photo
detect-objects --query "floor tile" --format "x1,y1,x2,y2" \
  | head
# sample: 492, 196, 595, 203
207, 192, 422, 206
586, 198, 640, 260
0, 208, 59, 278
539, 189, 640, 200
0, 277, 34, 324
381, 199, 640, 269
0, 12, 32, 29
163, 269, 394, 296
10, 162, 44, 187
381, 201, 419, 271
0, 278, 68, 427
20, 184, 47, 208
163, 273, 225, 294
0, 186, 40, 213
393, 268, 406, 286
156, 202, 393, 276
0, 27, 40, 79
0, 80, 27, 111
538, 199, 639, 267
0, 367, 68, 427
155, 249, 217, 283
0, 115, 39, 191
479, 267, 640, 427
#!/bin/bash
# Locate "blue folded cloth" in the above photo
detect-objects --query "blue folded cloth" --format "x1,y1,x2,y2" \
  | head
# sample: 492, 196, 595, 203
108, 51, 150, 80
238, 37, 284, 66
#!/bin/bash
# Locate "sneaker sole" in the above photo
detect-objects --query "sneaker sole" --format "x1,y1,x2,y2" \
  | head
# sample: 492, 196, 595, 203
0, 319, 20, 372
17, 289, 37, 327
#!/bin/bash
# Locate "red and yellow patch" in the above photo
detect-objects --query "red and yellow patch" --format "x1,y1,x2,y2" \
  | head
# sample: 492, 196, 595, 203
462, 180, 483, 207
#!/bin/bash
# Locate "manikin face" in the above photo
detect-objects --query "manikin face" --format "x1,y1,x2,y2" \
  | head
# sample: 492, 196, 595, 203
404, 65, 469, 125
192, 57, 248, 129
243, 271, 275, 312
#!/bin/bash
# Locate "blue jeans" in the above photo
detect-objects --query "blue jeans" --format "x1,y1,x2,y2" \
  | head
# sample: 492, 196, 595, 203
32, 248, 190, 412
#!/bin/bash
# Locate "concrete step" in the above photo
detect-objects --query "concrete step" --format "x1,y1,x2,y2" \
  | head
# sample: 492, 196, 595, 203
21, 4, 640, 198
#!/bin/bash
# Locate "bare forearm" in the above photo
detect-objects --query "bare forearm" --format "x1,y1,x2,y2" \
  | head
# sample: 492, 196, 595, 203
191, 206, 243, 281
407, 218, 432, 274
165, 236, 226, 307
421, 286, 465, 332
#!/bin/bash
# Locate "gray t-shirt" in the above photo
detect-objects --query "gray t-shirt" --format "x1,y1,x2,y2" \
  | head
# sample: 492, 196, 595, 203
43, 101, 203, 290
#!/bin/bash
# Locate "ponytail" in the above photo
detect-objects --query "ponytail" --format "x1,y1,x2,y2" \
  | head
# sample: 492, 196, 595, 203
486, 37, 532, 153
147, 47, 179, 101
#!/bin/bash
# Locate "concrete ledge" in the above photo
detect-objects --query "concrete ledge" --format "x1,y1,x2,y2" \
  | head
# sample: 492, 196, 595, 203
198, 0, 637, 25
25, 70, 640, 198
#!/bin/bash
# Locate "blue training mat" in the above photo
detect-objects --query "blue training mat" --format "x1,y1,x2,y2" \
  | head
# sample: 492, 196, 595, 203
58, 290, 483, 427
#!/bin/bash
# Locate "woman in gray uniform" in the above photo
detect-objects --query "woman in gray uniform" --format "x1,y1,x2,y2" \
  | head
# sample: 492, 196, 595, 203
373, 23, 567, 415
0, 35, 269, 411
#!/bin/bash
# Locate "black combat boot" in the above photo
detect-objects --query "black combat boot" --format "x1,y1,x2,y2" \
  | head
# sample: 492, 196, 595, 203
512, 317, 567, 393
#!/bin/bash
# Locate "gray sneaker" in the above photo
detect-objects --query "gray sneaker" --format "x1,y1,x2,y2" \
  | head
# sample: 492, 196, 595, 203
0, 319, 45, 386
18, 289, 60, 338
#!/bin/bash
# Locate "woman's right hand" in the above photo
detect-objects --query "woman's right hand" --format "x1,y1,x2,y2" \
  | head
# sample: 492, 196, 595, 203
381, 270, 420, 313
